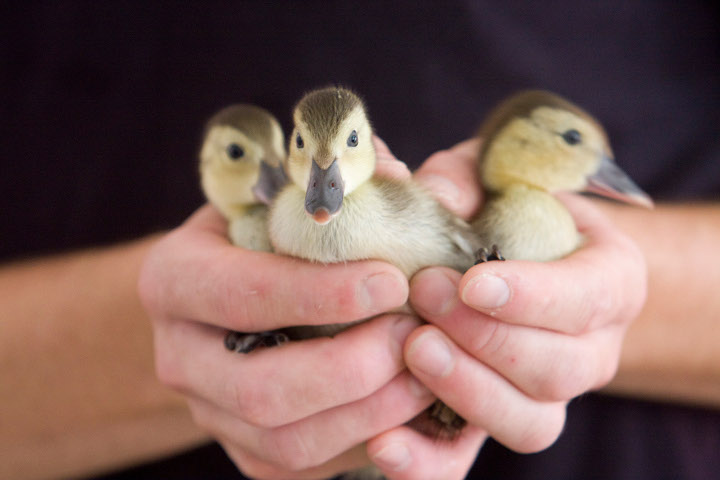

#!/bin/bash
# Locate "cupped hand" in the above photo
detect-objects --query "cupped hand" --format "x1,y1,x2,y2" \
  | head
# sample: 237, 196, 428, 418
367, 136, 646, 479
364, 138, 491, 480
405, 174, 647, 458
138, 201, 438, 479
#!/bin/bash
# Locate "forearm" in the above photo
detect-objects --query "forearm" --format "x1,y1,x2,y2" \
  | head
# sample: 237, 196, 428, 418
596, 201, 720, 407
0, 237, 208, 480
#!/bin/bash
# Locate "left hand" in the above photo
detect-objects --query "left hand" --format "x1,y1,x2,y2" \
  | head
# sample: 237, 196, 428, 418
366, 138, 489, 479
367, 138, 647, 479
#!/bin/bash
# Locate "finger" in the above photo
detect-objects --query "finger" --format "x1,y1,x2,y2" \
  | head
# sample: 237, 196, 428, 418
154, 313, 422, 428
404, 325, 567, 453
414, 138, 483, 220
373, 135, 412, 180
410, 267, 625, 400
372, 135, 395, 160
458, 194, 647, 334
367, 424, 486, 480
138, 205, 409, 331
223, 442, 369, 480
189, 372, 434, 471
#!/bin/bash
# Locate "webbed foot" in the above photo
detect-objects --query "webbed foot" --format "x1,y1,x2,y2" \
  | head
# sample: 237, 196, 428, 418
474, 244, 505, 264
224, 330, 289, 354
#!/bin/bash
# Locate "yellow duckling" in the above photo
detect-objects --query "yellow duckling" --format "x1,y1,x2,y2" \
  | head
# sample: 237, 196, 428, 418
199, 103, 287, 251
267, 86, 482, 441
472, 90, 653, 261
199, 104, 293, 353
269, 86, 480, 278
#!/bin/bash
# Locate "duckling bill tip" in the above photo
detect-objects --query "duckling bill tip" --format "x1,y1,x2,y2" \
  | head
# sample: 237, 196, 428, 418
310, 208, 332, 225
586, 156, 654, 209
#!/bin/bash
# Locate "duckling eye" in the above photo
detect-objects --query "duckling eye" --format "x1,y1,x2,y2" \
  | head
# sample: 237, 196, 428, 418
561, 129, 582, 146
347, 130, 358, 147
296, 134, 304, 149
226, 143, 244, 160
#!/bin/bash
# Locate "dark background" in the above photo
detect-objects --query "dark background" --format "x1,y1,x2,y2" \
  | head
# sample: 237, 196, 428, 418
2, 1, 719, 262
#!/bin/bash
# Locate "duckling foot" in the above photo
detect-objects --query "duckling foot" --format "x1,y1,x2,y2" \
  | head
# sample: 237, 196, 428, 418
224, 330, 289, 354
474, 244, 505, 264
406, 400, 467, 441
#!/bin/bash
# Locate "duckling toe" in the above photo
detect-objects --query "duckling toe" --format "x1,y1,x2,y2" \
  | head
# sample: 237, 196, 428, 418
474, 244, 506, 265
224, 330, 289, 353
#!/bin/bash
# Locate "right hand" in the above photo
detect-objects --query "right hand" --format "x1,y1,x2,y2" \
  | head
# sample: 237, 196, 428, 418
138, 204, 434, 479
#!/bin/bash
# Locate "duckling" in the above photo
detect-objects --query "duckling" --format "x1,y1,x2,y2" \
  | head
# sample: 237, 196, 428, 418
199, 104, 291, 353
199, 103, 287, 251
269, 86, 480, 277
472, 90, 652, 261
267, 86, 482, 443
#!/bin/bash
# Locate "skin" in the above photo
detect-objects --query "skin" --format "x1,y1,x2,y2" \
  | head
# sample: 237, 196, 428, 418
138, 137, 645, 480
3, 137, 719, 480
0, 238, 207, 480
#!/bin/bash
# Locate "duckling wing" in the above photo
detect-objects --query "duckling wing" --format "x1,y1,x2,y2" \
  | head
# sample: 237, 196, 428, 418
473, 187, 581, 262
359, 177, 482, 275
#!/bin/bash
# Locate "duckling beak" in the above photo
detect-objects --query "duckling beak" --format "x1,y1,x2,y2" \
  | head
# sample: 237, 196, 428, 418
305, 158, 344, 225
252, 159, 288, 205
585, 155, 654, 208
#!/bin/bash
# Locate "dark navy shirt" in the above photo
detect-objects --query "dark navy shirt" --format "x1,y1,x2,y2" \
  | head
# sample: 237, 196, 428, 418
2, 2, 719, 479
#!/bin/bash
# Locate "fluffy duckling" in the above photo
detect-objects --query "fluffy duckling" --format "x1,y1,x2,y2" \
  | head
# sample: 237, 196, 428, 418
269, 86, 480, 278
472, 90, 652, 261
267, 87, 482, 441
199, 104, 293, 353
199, 103, 287, 251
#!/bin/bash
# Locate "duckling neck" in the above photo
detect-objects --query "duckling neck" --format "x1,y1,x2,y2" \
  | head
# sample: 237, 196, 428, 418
478, 184, 581, 261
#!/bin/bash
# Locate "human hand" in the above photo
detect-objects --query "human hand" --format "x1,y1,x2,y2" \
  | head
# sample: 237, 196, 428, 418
365, 138, 491, 479
397, 138, 647, 465
138, 201, 437, 479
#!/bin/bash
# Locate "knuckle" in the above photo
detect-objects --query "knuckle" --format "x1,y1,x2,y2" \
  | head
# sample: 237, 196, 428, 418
538, 362, 592, 402
227, 380, 280, 428
472, 318, 510, 357
153, 347, 185, 391
593, 342, 622, 389
595, 359, 619, 389
568, 265, 616, 335
425, 149, 454, 166
339, 357, 375, 397
185, 403, 216, 435
318, 338, 381, 400
513, 405, 567, 453
260, 427, 317, 472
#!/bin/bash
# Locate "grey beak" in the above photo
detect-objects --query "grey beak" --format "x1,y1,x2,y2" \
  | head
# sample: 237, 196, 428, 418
252, 160, 289, 205
585, 155, 653, 208
305, 158, 344, 224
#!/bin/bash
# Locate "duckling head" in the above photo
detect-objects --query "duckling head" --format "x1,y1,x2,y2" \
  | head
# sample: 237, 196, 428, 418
287, 86, 375, 225
199, 104, 287, 217
479, 90, 652, 208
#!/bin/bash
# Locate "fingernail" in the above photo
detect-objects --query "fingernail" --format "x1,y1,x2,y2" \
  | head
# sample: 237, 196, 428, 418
359, 272, 407, 312
462, 274, 510, 310
419, 174, 460, 206
372, 442, 411, 472
407, 331, 454, 378
411, 269, 458, 316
